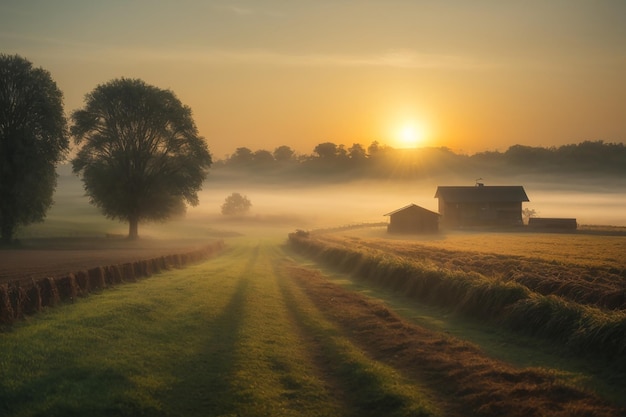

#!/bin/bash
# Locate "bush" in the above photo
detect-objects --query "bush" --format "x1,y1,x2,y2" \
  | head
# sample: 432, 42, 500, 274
221, 192, 252, 215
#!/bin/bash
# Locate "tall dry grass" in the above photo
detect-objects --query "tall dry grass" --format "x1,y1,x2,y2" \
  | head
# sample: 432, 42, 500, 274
321, 234, 626, 310
288, 233, 626, 367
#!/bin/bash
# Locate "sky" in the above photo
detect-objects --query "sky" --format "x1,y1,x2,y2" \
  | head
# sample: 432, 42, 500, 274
1, 0, 625, 159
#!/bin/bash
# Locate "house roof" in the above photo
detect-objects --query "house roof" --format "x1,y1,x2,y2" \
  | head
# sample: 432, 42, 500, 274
384, 203, 440, 217
434, 186, 529, 203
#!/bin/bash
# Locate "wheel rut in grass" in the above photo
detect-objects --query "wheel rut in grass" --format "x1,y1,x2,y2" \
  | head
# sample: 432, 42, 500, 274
283, 263, 624, 417
202, 242, 352, 417
188, 241, 439, 417
274, 257, 438, 417
162, 254, 253, 416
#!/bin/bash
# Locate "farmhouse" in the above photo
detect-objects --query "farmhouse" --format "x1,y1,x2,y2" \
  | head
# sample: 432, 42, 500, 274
434, 184, 529, 228
384, 204, 440, 234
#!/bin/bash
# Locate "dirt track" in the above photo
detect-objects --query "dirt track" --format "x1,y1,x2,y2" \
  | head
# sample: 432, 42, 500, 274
0, 237, 212, 284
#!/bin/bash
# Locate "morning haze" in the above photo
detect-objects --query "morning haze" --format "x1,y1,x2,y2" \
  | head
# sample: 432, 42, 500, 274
3, 3, 626, 416
20, 142, 626, 243
1, 1, 625, 157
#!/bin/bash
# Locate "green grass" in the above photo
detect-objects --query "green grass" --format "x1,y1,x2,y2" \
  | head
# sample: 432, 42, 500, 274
0, 238, 439, 417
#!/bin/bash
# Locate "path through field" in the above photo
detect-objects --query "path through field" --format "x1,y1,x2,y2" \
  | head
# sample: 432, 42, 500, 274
0, 238, 622, 416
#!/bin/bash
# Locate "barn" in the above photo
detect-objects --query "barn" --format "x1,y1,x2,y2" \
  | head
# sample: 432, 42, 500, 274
384, 204, 440, 234
528, 217, 577, 230
434, 184, 529, 228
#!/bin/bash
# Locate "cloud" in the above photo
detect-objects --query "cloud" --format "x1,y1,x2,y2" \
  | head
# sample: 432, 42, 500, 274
113, 47, 492, 71
213, 4, 285, 18
218, 5, 255, 15
0, 31, 488, 71
0, 31, 98, 51
302, 50, 490, 70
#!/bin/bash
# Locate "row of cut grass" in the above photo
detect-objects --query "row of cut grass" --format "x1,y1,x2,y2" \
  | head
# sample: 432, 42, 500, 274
288, 233, 626, 369
321, 233, 626, 310
306, 267, 626, 406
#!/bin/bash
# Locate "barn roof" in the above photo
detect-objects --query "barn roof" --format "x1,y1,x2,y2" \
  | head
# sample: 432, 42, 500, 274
434, 186, 529, 203
384, 203, 440, 217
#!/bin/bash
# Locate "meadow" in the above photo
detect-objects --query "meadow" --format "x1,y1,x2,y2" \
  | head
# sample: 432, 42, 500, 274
1, 239, 439, 417
1, 233, 624, 416
2, 167, 626, 415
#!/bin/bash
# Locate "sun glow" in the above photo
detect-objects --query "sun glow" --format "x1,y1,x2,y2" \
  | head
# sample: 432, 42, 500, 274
395, 122, 426, 148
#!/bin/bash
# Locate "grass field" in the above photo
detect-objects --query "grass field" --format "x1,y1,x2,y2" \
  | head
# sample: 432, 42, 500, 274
310, 230, 626, 311
1, 235, 624, 416
289, 229, 626, 400
345, 226, 626, 269
0, 239, 438, 417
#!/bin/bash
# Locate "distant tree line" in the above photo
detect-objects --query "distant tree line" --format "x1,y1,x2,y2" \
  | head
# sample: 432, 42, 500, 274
216, 140, 626, 181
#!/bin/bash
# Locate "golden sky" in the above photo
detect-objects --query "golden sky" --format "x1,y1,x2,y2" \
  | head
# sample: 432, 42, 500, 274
2, 0, 625, 158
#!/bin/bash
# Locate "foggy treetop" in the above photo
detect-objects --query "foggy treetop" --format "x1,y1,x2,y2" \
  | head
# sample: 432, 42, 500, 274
213, 140, 626, 182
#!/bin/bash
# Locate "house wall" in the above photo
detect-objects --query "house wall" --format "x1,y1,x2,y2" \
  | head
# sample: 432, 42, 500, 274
388, 208, 438, 233
440, 201, 523, 227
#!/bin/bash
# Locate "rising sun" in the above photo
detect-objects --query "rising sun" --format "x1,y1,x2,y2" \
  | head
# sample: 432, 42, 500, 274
396, 122, 426, 148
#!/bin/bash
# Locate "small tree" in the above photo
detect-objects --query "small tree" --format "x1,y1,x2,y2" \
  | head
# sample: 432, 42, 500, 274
522, 207, 537, 224
71, 78, 212, 239
253, 149, 274, 165
221, 193, 252, 216
228, 147, 254, 165
313, 142, 339, 159
348, 143, 367, 161
273, 145, 295, 162
0, 54, 69, 244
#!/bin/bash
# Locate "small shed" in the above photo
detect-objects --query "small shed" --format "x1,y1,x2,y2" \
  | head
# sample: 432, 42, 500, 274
434, 184, 529, 228
384, 204, 440, 234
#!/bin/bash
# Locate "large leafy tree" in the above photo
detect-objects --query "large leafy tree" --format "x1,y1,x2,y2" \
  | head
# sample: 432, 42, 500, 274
0, 54, 69, 244
71, 78, 212, 239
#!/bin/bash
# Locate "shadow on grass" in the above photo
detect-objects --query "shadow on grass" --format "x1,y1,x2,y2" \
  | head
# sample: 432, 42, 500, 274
162, 246, 260, 416
274, 258, 431, 417
0, 367, 148, 417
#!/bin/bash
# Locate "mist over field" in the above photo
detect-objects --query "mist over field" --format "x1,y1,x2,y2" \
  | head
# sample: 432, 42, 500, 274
18, 161, 626, 240
186, 175, 626, 229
